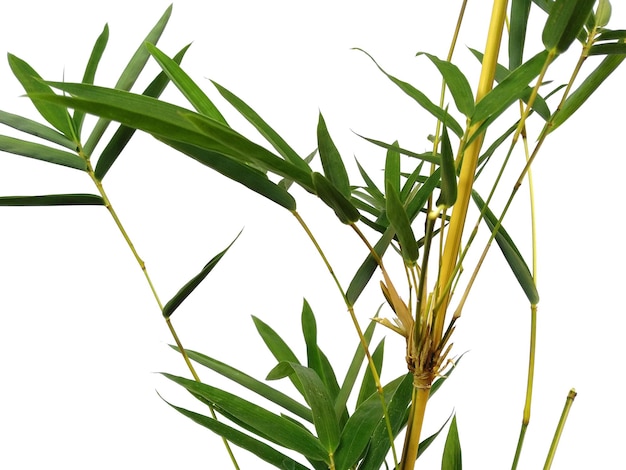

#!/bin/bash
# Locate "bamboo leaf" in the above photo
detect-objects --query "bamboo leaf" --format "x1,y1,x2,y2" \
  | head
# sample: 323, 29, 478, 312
170, 345, 312, 423
472, 191, 539, 304
510, 0, 532, 70
74, 24, 109, 136
317, 113, 350, 197
418, 53, 475, 117
596, 29, 626, 41
385, 180, 419, 265
162, 373, 328, 462
0, 194, 103, 206
356, 134, 440, 165
542, 0, 595, 54
213, 80, 312, 173
355, 48, 464, 137
0, 135, 85, 170
312, 172, 360, 224
95, 45, 191, 181
162, 232, 240, 318
83, 4, 173, 155
472, 50, 549, 124
436, 120, 457, 207
547, 53, 625, 134
442, 415, 462, 470
0, 110, 76, 150
385, 141, 401, 196
595, 0, 612, 28
356, 339, 385, 408
7, 54, 77, 140
146, 43, 228, 124
267, 362, 340, 454
163, 399, 310, 470
588, 43, 626, 56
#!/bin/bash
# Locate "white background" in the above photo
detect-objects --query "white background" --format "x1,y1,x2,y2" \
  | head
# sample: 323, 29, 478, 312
1, 1, 624, 469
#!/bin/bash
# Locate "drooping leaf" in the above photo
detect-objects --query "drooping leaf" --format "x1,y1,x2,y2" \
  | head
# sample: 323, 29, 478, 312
83, 4, 173, 155
95, 44, 192, 181
356, 134, 440, 165
162, 231, 241, 318
0, 194, 103, 206
163, 399, 310, 470
510, 0, 532, 70
7, 54, 77, 141
472, 191, 539, 304
0, 135, 85, 170
317, 113, 350, 197
418, 53, 475, 117
442, 415, 462, 470
436, 119, 457, 207
0, 110, 76, 150
385, 180, 419, 265
385, 141, 401, 196
162, 373, 328, 462
267, 362, 341, 454
74, 24, 109, 137
146, 43, 228, 124
542, 0, 595, 54
312, 172, 360, 224
355, 48, 464, 137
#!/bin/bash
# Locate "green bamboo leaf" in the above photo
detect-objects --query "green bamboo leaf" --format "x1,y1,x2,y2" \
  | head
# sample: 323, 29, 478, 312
83, 4, 173, 155
162, 138, 296, 210
74, 24, 109, 137
267, 362, 341, 454
162, 232, 240, 318
0, 110, 76, 150
0, 194, 103, 206
355, 158, 385, 207
146, 43, 227, 124
385, 180, 418, 265
548, 53, 625, 134
418, 53, 474, 117
436, 120, 457, 207
595, 0, 612, 28
162, 373, 328, 462
356, 339, 385, 408
7, 54, 77, 141
356, 134, 440, 165
312, 172, 360, 224
170, 345, 312, 422
0, 135, 85, 170
95, 44, 192, 181
162, 399, 310, 470
317, 113, 350, 197
355, 48, 464, 137
542, 0, 595, 53
472, 50, 549, 124
442, 415, 462, 470
212, 80, 312, 173
596, 29, 626, 41
472, 191, 539, 304
588, 43, 626, 55
510, 0, 532, 70
385, 140, 401, 196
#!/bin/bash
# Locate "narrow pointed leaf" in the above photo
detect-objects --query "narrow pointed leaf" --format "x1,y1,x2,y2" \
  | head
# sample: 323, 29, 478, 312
385, 141, 401, 196
95, 44, 192, 180
548, 53, 625, 134
355, 158, 385, 206
356, 339, 385, 407
267, 362, 340, 454
162, 373, 328, 461
83, 5, 173, 155
385, 180, 419, 265
317, 113, 350, 197
472, 50, 549, 124
542, 0, 595, 54
472, 191, 539, 304
356, 134, 440, 165
0, 135, 85, 170
436, 120, 457, 207
213, 80, 312, 173
74, 24, 109, 136
162, 232, 240, 318
0, 110, 76, 150
0, 194, 103, 206
146, 43, 227, 124
7, 54, 76, 140
163, 400, 310, 470
418, 53, 474, 117
312, 172, 360, 224
588, 43, 626, 56
442, 415, 462, 470
510, 0, 532, 70
355, 48, 464, 137
596, 29, 626, 41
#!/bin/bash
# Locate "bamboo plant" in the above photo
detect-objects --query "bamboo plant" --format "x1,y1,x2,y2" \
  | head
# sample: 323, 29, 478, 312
1, 1, 624, 468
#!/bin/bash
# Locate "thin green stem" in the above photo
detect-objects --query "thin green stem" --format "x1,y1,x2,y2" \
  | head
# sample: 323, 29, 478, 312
543, 389, 577, 470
